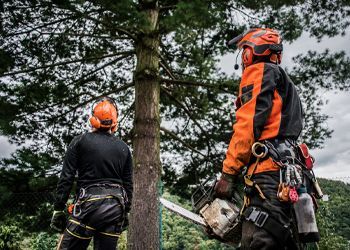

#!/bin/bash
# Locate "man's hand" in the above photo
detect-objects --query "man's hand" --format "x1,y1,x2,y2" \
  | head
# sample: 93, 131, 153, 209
50, 210, 67, 233
214, 173, 237, 199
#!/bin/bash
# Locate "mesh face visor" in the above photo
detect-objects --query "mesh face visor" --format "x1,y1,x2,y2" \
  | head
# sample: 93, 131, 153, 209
227, 28, 283, 55
227, 28, 260, 48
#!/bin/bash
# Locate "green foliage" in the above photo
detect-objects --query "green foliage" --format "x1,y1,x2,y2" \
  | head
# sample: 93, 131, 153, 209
0, 225, 21, 250
30, 232, 58, 250
117, 232, 127, 250
0, 197, 54, 234
316, 179, 350, 248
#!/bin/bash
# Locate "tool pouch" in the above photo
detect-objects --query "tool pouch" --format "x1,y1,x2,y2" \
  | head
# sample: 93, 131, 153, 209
293, 188, 320, 243
297, 143, 314, 170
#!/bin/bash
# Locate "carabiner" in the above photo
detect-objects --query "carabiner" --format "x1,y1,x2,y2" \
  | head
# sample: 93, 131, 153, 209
73, 204, 82, 217
79, 188, 86, 199
252, 142, 268, 158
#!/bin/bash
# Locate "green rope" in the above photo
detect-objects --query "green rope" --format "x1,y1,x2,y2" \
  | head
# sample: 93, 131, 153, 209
158, 180, 164, 250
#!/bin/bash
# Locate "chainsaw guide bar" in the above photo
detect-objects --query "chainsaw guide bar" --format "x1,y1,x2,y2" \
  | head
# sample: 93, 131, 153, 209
160, 197, 206, 226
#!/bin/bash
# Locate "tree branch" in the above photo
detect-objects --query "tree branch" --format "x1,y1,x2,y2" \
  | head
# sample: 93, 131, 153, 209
1, 50, 135, 77
4, 15, 78, 37
35, 82, 135, 122
161, 78, 231, 93
82, 15, 137, 40
160, 127, 206, 157
160, 61, 176, 80
38, 32, 131, 40
161, 86, 215, 160
161, 86, 210, 134
231, 6, 262, 21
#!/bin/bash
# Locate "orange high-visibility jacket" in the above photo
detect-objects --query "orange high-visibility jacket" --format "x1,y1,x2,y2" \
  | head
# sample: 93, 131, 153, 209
223, 62, 303, 175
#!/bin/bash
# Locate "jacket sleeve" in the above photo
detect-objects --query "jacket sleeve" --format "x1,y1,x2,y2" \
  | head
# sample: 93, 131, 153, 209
122, 148, 133, 210
222, 63, 278, 175
54, 135, 81, 210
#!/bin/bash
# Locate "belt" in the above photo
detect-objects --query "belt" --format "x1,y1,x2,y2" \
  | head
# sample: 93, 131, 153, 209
82, 184, 124, 196
87, 187, 123, 196
243, 206, 290, 245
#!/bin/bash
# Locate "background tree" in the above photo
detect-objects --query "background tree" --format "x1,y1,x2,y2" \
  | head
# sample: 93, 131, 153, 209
1, 0, 350, 248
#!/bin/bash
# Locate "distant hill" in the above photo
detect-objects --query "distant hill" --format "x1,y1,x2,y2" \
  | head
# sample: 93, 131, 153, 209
316, 178, 350, 249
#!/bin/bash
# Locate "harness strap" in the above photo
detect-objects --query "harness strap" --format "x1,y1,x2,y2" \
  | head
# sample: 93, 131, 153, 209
242, 142, 268, 205
243, 206, 290, 246
244, 175, 266, 200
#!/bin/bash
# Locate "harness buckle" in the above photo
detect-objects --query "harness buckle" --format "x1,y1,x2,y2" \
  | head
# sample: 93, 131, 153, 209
245, 207, 269, 227
255, 211, 268, 227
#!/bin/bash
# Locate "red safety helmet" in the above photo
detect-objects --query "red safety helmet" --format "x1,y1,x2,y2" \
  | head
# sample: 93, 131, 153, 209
228, 28, 283, 68
89, 97, 118, 133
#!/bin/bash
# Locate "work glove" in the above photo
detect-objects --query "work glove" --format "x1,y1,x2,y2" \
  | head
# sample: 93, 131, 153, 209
50, 210, 67, 233
214, 173, 237, 199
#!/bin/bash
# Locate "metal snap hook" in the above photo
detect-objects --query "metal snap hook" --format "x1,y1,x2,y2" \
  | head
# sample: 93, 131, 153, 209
252, 142, 268, 158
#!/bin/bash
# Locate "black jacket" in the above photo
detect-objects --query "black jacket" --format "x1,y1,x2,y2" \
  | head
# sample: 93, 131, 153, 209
54, 131, 133, 210
223, 62, 303, 175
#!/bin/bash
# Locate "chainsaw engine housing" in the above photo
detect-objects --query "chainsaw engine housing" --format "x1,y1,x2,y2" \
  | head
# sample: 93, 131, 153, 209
191, 177, 243, 246
200, 198, 242, 245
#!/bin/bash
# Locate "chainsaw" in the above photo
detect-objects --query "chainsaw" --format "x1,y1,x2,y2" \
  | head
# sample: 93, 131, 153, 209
160, 177, 243, 246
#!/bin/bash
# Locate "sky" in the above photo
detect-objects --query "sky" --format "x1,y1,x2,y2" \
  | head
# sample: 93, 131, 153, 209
0, 28, 350, 182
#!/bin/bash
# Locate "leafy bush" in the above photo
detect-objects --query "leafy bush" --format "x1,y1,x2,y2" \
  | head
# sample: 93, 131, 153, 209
0, 224, 21, 250
30, 232, 58, 250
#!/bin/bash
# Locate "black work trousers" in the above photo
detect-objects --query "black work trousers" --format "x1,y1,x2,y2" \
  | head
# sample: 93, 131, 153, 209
241, 171, 298, 250
57, 194, 124, 250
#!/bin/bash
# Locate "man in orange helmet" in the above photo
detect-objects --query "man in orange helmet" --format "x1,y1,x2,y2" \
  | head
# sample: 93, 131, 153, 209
215, 28, 304, 249
50, 97, 133, 250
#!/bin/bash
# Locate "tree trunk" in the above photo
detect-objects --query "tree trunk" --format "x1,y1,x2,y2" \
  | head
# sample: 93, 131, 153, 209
128, 1, 160, 249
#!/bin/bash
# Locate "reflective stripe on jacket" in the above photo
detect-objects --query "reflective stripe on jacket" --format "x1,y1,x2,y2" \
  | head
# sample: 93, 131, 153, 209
223, 62, 303, 175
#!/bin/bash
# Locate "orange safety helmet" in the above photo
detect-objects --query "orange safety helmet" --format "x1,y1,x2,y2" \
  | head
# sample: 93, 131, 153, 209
89, 97, 118, 133
228, 28, 283, 68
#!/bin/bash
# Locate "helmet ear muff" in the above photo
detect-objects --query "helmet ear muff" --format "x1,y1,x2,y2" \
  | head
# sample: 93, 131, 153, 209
242, 47, 254, 68
89, 115, 100, 129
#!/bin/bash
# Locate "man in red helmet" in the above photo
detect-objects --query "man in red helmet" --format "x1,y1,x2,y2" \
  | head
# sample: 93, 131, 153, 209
50, 97, 133, 250
215, 28, 304, 249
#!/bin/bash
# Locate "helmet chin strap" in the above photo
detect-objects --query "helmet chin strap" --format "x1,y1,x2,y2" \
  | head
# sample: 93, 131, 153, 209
269, 54, 279, 64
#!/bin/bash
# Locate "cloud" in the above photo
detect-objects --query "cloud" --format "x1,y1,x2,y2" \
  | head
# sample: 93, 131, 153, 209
312, 92, 350, 181
0, 136, 17, 159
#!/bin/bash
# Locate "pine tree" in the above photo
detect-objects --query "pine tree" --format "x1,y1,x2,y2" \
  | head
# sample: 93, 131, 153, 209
1, 1, 350, 248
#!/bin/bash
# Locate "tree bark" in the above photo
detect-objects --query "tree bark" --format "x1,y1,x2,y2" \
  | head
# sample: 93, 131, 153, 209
128, 1, 160, 249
